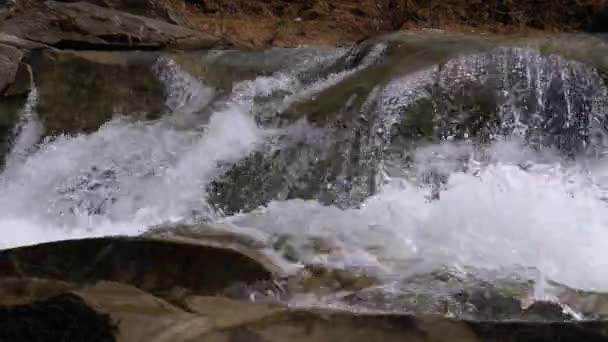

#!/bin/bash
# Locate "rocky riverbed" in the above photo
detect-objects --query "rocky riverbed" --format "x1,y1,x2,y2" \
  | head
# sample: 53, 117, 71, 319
4, 228, 608, 342
3, 1, 608, 341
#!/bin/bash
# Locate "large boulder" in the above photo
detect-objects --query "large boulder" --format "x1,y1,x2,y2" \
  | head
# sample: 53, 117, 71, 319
0, 44, 27, 167
1, 1, 223, 51
29, 49, 165, 136
0, 236, 275, 297
0, 44, 23, 95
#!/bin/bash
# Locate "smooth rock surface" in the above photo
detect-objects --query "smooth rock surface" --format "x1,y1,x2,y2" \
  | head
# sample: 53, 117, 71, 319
0, 44, 23, 95
3, 278, 608, 342
3, 62, 33, 97
30, 49, 165, 136
0, 236, 274, 296
1, 1, 223, 51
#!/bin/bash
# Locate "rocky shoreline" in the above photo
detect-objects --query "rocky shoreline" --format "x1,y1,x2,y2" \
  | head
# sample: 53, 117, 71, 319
1, 229, 608, 341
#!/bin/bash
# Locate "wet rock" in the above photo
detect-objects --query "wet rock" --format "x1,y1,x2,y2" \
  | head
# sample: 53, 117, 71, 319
522, 301, 573, 321
142, 223, 283, 275
4, 62, 33, 97
0, 43, 23, 95
144, 224, 268, 250
0, 236, 274, 297
2, 277, 608, 342
209, 151, 287, 215
463, 287, 533, 321
1, 1, 223, 51
208, 119, 379, 213
548, 281, 608, 319
291, 265, 380, 296
0, 95, 24, 168
338, 269, 559, 321
0, 45, 34, 153
386, 46, 608, 157
30, 50, 164, 136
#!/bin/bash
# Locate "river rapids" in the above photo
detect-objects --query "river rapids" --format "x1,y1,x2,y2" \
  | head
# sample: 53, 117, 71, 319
2, 31, 608, 317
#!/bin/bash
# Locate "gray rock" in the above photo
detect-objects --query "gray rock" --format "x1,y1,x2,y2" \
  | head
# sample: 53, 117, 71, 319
1, 1, 223, 51
78, 0, 193, 27
0, 33, 49, 50
30, 49, 165, 136
0, 44, 23, 95
3, 63, 33, 97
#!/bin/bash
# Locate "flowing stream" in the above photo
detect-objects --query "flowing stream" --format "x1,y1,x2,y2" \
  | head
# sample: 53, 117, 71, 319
2, 31, 608, 317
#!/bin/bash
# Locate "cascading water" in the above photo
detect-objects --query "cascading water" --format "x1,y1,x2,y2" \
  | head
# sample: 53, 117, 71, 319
2, 33, 608, 317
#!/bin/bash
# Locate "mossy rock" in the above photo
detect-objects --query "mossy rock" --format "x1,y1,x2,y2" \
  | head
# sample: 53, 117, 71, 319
30, 50, 165, 137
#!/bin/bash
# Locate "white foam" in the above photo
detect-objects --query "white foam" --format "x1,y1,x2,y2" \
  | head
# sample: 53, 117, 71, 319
224, 140, 608, 291
0, 103, 265, 247
155, 58, 216, 114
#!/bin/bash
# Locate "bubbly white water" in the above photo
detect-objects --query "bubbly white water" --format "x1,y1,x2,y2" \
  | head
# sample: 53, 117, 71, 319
0, 105, 265, 248
2, 45, 608, 295
225, 139, 608, 291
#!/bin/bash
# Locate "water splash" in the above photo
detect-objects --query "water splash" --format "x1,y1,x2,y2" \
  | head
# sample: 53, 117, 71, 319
224, 139, 608, 291
0, 45, 380, 248
381, 47, 608, 155
3, 87, 42, 175
154, 58, 216, 115
2, 43, 608, 299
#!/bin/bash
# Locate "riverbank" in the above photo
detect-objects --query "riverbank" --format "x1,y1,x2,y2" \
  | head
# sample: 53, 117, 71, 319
179, 0, 608, 47
2, 0, 607, 49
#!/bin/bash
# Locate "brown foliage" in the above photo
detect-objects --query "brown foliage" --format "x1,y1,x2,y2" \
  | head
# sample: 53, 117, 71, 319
183, 0, 606, 32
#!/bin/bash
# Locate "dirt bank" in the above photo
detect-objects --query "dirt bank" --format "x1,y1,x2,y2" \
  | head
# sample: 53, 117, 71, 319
176, 0, 608, 46
2, 0, 607, 47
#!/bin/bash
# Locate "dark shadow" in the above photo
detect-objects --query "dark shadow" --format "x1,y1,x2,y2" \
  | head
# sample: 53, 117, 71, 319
591, 7, 608, 32
0, 294, 117, 342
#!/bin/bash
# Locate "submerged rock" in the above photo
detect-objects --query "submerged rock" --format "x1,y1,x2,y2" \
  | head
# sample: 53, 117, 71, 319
334, 268, 577, 322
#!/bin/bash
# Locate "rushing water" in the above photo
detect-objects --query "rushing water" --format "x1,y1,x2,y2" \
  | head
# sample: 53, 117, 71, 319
2, 32, 608, 305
